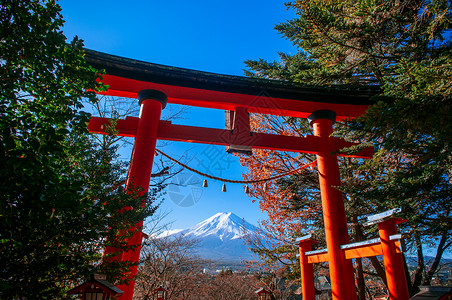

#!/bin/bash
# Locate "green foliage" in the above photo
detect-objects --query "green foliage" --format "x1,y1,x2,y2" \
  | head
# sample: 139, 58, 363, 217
0, 0, 160, 298
245, 0, 451, 293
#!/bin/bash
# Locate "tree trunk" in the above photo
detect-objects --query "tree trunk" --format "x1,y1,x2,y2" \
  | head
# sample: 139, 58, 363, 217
355, 258, 366, 300
410, 231, 425, 295
422, 233, 450, 285
350, 216, 368, 299
351, 216, 387, 286
368, 256, 387, 286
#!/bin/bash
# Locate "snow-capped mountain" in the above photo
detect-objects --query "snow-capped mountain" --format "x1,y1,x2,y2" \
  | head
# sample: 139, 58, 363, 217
164, 212, 261, 262
181, 212, 259, 240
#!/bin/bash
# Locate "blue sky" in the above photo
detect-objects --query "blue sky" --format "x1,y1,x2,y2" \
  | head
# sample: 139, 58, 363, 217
59, 0, 296, 229
58, 1, 451, 260
60, 0, 295, 75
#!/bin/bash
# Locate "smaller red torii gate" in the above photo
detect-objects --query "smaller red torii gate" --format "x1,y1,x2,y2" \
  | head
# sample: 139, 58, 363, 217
297, 209, 409, 300
84, 50, 408, 300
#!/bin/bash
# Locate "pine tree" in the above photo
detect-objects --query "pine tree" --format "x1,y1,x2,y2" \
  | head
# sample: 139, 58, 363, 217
0, 1, 160, 297
244, 0, 451, 295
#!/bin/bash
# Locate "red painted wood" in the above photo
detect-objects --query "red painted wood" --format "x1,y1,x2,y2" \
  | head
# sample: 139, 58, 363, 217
298, 239, 317, 300
378, 218, 409, 300
305, 241, 402, 263
307, 252, 329, 264
98, 75, 370, 121
107, 99, 164, 300
87, 69, 374, 299
312, 118, 357, 300
88, 117, 374, 158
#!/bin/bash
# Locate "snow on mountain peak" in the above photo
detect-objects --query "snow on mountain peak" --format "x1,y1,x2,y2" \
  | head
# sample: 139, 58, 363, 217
178, 212, 258, 241
160, 212, 262, 262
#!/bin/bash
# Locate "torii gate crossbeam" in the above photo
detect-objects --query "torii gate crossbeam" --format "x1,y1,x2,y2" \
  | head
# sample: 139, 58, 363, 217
85, 49, 381, 300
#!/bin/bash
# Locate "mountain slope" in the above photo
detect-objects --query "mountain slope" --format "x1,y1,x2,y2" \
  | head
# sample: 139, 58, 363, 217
165, 212, 260, 262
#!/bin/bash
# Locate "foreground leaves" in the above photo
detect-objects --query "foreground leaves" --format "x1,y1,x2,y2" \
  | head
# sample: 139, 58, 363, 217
0, 1, 159, 298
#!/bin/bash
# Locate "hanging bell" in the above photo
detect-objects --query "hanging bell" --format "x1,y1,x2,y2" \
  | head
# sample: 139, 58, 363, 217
202, 179, 208, 187
244, 185, 250, 194
222, 183, 227, 192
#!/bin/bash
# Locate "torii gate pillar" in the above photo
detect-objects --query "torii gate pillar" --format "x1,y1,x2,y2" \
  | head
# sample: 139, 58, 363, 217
309, 110, 357, 300
84, 49, 378, 300
103, 90, 167, 299
298, 236, 317, 300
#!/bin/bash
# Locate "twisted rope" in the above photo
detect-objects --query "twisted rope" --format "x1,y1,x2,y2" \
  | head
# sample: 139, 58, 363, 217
155, 148, 317, 184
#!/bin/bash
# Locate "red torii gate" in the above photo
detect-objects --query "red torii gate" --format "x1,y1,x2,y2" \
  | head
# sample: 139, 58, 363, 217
84, 49, 402, 300
297, 209, 409, 300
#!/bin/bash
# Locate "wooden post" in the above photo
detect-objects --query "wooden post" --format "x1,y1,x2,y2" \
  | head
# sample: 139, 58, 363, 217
298, 235, 316, 300
378, 218, 409, 300
309, 110, 357, 300
103, 90, 167, 300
